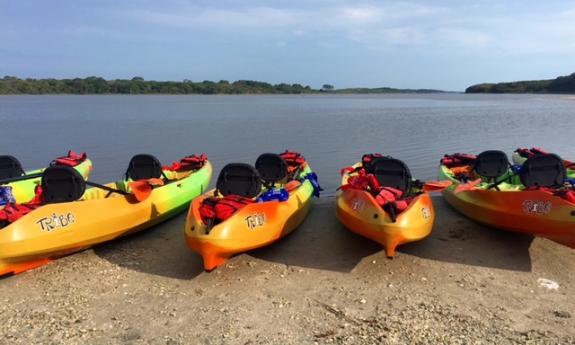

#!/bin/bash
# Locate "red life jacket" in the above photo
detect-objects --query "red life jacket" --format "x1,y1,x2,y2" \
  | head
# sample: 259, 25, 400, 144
52, 150, 87, 167
0, 203, 38, 224
280, 151, 306, 176
441, 153, 477, 168
199, 195, 254, 225
516, 147, 548, 159
341, 171, 380, 193
164, 154, 208, 172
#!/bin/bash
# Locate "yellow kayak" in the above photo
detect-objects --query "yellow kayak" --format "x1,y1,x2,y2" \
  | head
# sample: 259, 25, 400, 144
0, 154, 212, 276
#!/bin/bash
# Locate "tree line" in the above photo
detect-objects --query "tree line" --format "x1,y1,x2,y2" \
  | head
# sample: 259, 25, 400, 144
0, 76, 317, 95
465, 72, 575, 94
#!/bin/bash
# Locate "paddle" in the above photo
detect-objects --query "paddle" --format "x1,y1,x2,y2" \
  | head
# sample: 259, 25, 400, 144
284, 180, 301, 192
421, 180, 452, 192
0, 173, 42, 185
454, 179, 482, 194
85, 181, 129, 196
128, 178, 164, 201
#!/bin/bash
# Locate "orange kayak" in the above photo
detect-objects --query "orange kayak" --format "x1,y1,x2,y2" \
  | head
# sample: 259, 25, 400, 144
439, 150, 575, 249
185, 152, 319, 271
336, 159, 436, 257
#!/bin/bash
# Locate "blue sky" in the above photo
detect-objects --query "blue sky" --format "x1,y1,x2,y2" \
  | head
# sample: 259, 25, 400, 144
1, 0, 574, 91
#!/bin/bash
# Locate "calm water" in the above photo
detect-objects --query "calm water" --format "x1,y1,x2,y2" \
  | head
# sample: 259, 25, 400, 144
1, 94, 574, 195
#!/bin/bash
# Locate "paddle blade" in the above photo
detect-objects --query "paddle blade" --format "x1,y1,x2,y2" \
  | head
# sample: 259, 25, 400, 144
454, 179, 481, 194
285, 180, 301, 192
422, 180, 452, 192
128, 179, 164, 201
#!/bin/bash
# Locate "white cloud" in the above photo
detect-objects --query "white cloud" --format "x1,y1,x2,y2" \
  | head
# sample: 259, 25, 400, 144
112, 1, 575, 56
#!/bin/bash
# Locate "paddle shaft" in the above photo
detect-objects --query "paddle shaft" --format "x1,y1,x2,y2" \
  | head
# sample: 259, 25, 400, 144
85, 181, 129, 195
0, 173, 43, 185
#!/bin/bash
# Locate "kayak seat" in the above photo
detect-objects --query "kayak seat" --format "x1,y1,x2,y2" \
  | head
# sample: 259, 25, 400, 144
125, 154, 166, 181
520, 153, 566, 188
41, 166, 86, 204
0, 155, 25, 180
370, 157, 412, 193
255, 153, 288, 186
216, 163, 262, 198
473, 150, 509, 179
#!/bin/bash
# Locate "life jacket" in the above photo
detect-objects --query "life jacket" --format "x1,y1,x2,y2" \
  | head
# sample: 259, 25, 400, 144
441, 153, 477, 168
361, 153, 384, 172
0, 203, 39, 224
51, 150, 87, 167
516, 147, 548, 159
199, 195, 254, 225
279, 151, 305, 176
340, 170, 380, 194
375, 187, 412, 221
163, 154, 208, 172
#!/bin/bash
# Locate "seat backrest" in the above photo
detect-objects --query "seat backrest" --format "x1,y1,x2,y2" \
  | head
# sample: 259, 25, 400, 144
473, 150, 510, 178
520, 153, 566, 188
255, 153, 288, 184
370, 157, 412, 192
41, 166, 86, 204
216, 163, 262, 198
0, 155, 25, 180
125, 154, 163, 180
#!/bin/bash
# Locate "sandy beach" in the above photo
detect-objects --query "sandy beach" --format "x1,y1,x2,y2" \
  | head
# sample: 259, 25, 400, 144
1, 196, 574, 344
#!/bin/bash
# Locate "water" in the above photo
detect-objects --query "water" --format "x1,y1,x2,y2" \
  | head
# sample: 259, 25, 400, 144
1, 94, 574, 195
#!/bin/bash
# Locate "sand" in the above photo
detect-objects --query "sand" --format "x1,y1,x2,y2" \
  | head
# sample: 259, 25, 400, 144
1, 196, 574, 344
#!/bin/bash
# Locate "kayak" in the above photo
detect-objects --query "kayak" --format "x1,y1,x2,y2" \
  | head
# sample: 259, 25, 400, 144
0, 154, 211, 276
185, 151, 320, 271
0, 151, 92, 204
439, 150, 575, 249
336, 155, 438, 257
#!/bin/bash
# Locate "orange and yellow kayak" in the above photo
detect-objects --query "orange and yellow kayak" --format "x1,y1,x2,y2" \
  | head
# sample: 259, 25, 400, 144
0, 158, 211, 276
185, 158, 318, 271
439, 160, 575, 249
336, 162, 435, 257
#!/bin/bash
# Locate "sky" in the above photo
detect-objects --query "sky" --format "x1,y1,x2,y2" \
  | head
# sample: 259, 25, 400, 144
1, 0, 575, 91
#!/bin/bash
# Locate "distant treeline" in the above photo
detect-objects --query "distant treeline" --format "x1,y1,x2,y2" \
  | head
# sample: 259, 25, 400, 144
0, 76, 447, 95
0, 76, 315, 95
466, 72, 575, 94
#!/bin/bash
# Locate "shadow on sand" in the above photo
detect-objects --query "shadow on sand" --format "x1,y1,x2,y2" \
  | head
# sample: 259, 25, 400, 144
95, 195, 533, 280
93, 214, 206, 280
399, 195, 533, 272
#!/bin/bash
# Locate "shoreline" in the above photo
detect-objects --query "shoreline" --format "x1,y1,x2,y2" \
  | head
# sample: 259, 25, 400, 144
1, 196, 574, 344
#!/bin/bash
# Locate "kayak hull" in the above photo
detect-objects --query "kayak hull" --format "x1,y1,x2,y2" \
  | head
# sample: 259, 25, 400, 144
0, 162, 212, 276
336, 188, 434, 257
439, 165, 575, 249
185, 165, 315, 271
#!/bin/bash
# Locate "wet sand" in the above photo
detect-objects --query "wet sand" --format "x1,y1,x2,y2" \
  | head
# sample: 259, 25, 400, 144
1, 196, 574, 344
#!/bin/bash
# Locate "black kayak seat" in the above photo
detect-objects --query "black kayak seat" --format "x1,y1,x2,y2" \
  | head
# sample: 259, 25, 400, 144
217, 163, 262, 198
370, 157, 412, 193
41, 166, 86, 204
473, 150, 510, 179
0, 155, 25, 180
520, 153, 566, 188
255, 153, 288, 185
125, 154, 164, 181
